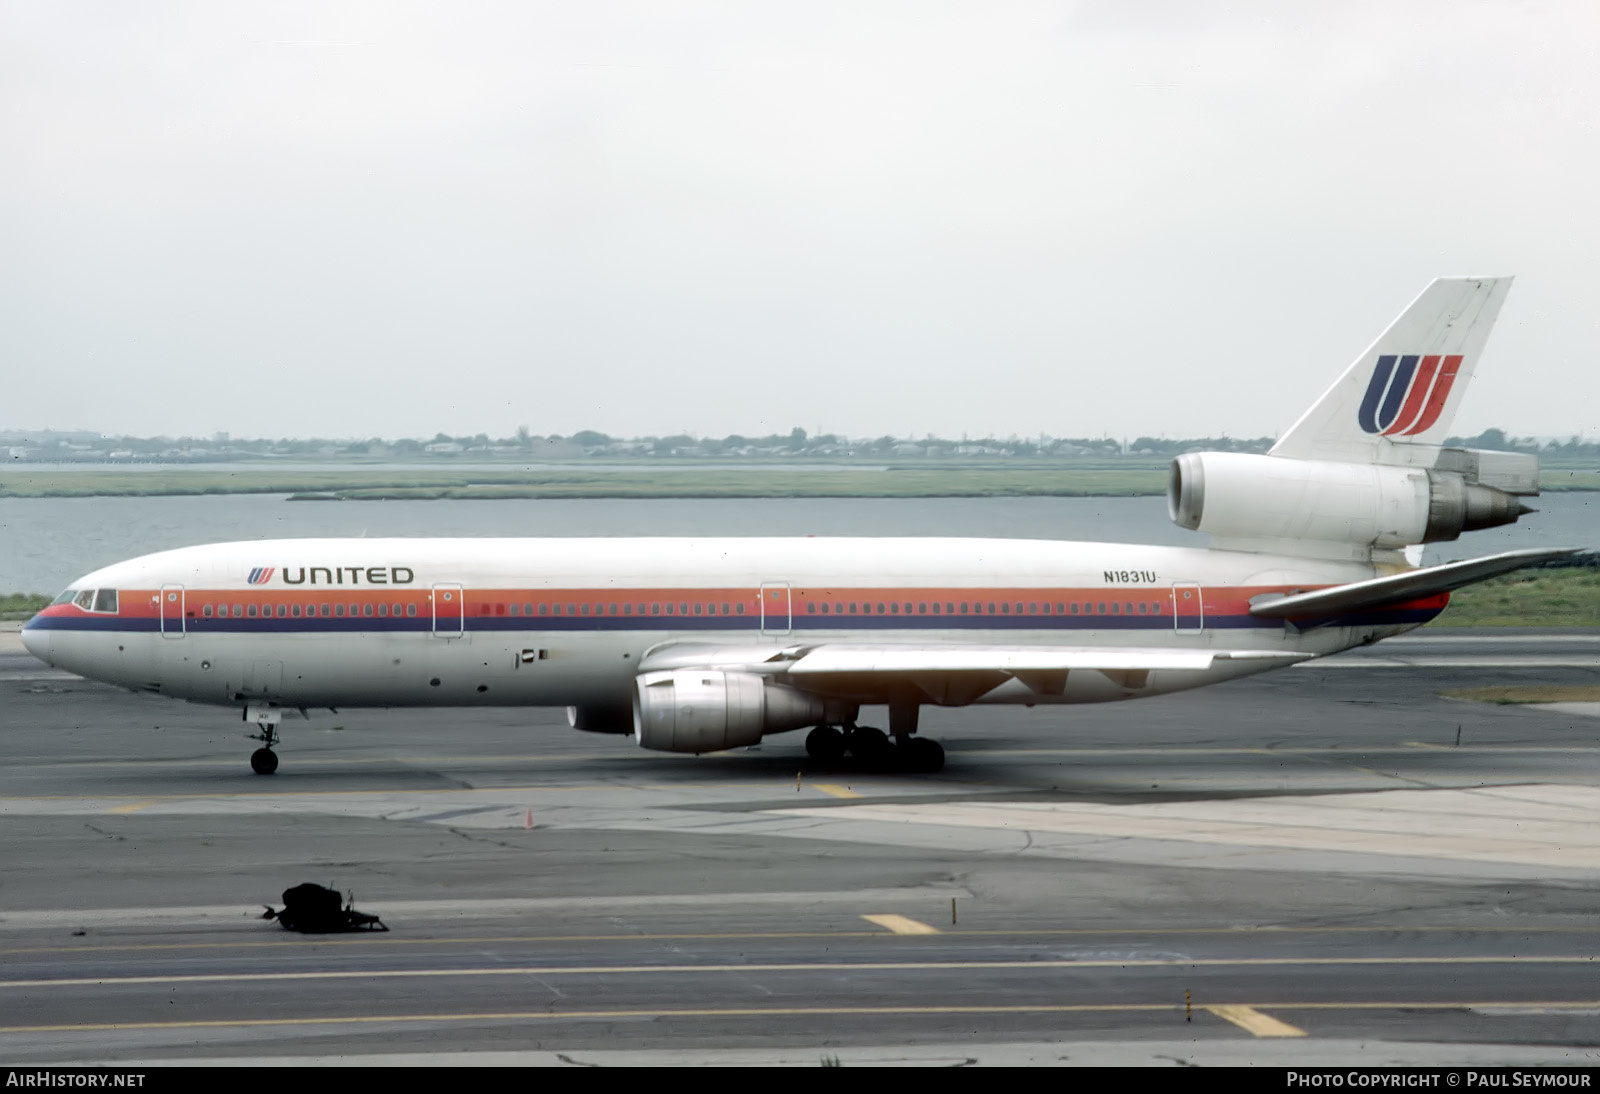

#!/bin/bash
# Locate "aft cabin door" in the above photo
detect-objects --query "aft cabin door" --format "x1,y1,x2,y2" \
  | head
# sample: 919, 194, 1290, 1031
1171, 583, 1203, 632
160, 585, 186, 639
432, 583, 464, 639
759, 582, 791, 636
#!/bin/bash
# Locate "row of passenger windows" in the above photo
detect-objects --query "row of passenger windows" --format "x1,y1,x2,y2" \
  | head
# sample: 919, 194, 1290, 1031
200, 599, 1166, 620
200, 594, 1171, 620
55, 589, 1176, 622
490, 602, 749, 617
204, 602, 419, 619
808, 600, 1163, 616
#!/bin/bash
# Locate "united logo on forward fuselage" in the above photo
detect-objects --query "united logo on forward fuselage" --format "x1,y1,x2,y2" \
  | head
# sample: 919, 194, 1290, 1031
247, 567, 275, 585
1357, 353, 1463, 435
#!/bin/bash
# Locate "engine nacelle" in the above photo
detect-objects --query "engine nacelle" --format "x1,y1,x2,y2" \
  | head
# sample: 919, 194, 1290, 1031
1168, 452, 1530, 548
633, 670, 826, 754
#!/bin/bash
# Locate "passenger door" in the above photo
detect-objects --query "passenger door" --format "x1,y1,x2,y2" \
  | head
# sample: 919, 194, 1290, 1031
159, 584, 186, 639
759, 582, 791, 636
432, 583, 464, 639
1171, 583, 1204, 632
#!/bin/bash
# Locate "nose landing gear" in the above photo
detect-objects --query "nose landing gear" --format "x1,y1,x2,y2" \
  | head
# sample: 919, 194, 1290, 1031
246, 706, 282, 775
250, 745, 279, 775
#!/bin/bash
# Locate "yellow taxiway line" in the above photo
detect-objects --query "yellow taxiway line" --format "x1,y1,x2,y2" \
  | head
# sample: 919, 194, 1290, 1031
812, 783, 863, 799
7, 1000, 1600, 1037
1205, 1004, 1306, 1037
6, 953, 1598, 991
861, 914, 940, 934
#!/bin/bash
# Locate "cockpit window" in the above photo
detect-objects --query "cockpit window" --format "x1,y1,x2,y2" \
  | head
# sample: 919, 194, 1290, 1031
59, 588, 120, 613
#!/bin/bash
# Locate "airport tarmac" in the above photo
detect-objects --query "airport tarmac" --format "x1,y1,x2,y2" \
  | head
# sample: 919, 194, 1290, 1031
3, 630, 1600, 1066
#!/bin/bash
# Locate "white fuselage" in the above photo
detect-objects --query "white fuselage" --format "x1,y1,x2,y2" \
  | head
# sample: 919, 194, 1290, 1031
22, 536, 1434, 714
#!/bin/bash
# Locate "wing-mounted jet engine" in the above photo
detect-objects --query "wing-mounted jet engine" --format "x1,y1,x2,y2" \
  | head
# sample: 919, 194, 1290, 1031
632, 670, 829, 753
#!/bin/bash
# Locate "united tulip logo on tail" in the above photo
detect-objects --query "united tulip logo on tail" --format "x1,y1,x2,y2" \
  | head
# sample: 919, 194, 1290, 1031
247, 568, 275, 585
1357, 353, 1463, 435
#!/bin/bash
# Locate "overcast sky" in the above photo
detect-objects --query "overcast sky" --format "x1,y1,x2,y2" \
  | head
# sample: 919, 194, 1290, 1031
4, 1, 1597, 443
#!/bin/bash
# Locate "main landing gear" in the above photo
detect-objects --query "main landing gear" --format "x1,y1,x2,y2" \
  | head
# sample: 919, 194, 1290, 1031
246, 706, 281, 775
803, 706, 946, 774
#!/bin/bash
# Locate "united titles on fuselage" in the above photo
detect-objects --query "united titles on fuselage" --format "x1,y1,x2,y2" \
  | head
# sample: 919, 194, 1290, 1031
279, 567, 416, 585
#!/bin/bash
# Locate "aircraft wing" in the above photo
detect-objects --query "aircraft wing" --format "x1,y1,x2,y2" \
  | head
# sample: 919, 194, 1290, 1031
638, 641, 1311, 703
641, 642, 1309, 675
1248, 547, 1582, 620
780, 646, 1291, 674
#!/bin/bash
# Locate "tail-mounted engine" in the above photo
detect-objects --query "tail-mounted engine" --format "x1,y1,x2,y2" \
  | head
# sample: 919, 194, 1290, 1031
633, 670, 826, 754
1168, 450, 1536, 549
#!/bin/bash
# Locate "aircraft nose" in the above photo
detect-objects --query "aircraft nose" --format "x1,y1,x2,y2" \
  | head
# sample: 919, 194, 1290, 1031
20, 621, 52, 664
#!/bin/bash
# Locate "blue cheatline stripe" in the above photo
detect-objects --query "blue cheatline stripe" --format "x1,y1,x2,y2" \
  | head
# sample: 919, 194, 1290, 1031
26, 616, 161, 633
1357, 354, 1398, 434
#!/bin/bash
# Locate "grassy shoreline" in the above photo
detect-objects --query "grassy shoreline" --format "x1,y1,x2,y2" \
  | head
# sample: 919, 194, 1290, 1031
0, 466, 1169, 499
1422, 569, 1600, 627
3, 464, 1598, 499
5, 570, 1596, 625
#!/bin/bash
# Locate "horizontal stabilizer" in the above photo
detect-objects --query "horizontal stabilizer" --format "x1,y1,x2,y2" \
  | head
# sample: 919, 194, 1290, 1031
1248, 547, 1583, 620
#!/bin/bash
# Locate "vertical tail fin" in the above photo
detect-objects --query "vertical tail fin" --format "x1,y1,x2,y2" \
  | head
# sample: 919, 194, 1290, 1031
1270, 277, 1513, 463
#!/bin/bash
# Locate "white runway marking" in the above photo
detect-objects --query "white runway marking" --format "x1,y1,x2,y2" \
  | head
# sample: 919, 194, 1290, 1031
777, 784, 1600, 871
0, 887, 970, 930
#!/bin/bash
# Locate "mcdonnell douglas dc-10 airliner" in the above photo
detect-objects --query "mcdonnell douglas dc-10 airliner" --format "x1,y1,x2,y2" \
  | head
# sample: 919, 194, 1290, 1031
23, 277, 1576, 774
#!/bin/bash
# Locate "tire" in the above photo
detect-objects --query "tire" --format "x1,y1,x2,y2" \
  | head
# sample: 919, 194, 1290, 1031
250, 748, 279, 775
847, 726, 892, 769
805, 726, 847, 762
902, 737, 945, 774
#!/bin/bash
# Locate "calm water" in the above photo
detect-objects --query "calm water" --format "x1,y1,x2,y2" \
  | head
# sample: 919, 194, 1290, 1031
1, 493, 1594, 594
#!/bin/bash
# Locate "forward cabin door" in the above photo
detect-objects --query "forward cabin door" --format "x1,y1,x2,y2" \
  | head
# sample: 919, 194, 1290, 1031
759, 582, 791, 636
159, 584, 186, 639
1171, 583, 1204, 632
432, 583, 464, 639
